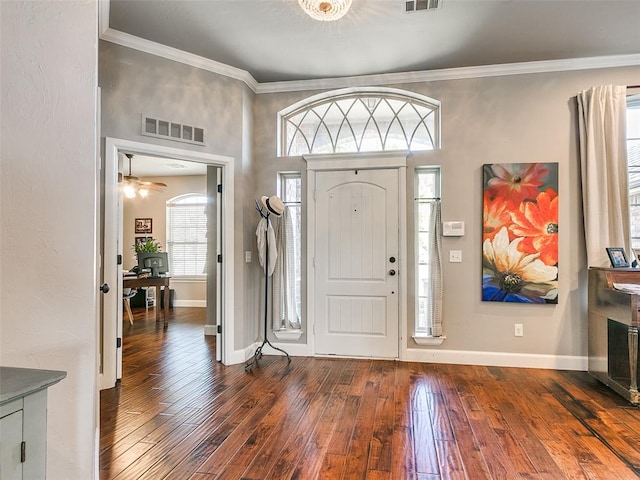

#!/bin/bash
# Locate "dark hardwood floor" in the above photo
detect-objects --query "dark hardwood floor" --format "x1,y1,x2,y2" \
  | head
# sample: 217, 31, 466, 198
100, 307, 640, 479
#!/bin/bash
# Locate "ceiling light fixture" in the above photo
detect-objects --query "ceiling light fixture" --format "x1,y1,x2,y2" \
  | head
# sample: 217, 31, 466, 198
298, 0, 352, 21
123, 154, 166, 199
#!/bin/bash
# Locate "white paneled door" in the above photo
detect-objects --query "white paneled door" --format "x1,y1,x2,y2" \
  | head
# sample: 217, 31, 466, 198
314, 168, 399, 358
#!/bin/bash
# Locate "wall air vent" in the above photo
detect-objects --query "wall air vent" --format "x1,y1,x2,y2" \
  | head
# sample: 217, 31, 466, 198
141, 115, 206, 146
405, 0, 442, 13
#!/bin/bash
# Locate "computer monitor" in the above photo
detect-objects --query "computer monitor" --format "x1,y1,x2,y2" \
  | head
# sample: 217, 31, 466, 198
137, 252, 169, 277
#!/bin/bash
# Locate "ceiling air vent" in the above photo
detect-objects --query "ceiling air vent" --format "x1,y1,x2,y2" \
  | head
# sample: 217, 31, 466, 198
405, 0, 442, 13
141, 115, 206, 146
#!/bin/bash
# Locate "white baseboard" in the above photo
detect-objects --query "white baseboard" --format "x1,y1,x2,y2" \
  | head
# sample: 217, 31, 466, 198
174, 300, 206, 308
224, 342, 587, 371
259, 342, 312, 357
403, 348, 588, 371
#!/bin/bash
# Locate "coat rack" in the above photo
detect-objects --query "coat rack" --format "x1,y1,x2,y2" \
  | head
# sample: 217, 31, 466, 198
245, 199, 291, 371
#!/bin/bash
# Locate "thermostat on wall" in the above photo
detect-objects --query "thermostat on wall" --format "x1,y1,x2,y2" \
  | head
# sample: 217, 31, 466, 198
442, 221, 465, 236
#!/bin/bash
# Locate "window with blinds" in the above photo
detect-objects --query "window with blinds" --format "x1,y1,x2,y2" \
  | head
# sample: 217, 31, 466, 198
166, 193, 207, 277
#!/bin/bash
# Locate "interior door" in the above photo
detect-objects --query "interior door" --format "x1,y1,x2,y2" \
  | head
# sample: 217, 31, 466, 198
314, 168, 399, 358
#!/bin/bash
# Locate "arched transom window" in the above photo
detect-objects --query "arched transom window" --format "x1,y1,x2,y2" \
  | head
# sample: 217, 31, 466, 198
279, 87, 440, 157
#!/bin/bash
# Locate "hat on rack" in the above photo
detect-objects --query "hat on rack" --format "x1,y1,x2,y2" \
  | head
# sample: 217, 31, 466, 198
260, 195, 285, 216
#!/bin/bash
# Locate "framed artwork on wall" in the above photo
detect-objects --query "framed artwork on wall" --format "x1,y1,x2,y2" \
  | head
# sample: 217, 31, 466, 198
606, 247, 629, 268
482, 162, 558, 304
135, 218, 152, 234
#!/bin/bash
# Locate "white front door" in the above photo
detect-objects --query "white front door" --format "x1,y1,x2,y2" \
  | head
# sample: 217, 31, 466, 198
314, 168, 399, 358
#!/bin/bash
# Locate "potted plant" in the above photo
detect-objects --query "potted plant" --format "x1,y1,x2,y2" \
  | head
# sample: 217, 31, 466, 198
133, 237, 162, 254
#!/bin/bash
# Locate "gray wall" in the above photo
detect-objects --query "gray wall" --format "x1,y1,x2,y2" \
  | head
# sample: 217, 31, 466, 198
99, 42, 257, 348
253, 66, 640, 360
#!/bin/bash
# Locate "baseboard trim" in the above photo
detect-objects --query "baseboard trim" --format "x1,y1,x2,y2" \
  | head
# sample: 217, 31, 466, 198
174, 300, 206, 308
225, 343, 587, 371
403, 348, 588, 371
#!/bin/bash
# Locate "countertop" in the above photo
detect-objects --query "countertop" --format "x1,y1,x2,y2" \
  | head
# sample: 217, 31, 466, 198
0, 366, 67, 406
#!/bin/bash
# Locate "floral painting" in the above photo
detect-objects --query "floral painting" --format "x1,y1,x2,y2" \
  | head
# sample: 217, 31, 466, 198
482, 163, 558, 303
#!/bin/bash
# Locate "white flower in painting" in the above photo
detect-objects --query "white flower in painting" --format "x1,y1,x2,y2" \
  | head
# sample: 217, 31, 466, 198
483, 227, 558, 302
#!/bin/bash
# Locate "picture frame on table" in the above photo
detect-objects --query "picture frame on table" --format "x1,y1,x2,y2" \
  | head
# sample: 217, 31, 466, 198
135, 218, 152, 234
606, 247, 629, 268
135, 236, 152, 248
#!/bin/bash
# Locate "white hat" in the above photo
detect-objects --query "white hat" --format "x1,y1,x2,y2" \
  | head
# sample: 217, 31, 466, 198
260, 195, 285, 216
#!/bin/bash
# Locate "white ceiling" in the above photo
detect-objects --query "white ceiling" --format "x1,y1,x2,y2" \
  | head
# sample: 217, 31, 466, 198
124, 154, 208, 177
107, 0, 640, 84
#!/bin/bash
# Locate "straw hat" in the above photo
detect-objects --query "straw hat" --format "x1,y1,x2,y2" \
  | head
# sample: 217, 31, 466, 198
260, 195, 285, 216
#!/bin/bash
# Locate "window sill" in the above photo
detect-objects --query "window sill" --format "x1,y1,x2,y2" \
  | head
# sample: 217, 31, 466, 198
170, 276, 206, 283
273, 329, 304, 341
412, 335, 446, 346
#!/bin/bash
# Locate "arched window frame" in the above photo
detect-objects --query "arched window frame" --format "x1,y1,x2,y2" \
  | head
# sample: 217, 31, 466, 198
278, 87, 441, 157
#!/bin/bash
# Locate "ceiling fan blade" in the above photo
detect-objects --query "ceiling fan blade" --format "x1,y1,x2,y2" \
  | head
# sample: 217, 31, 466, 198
139, 181, 167, 188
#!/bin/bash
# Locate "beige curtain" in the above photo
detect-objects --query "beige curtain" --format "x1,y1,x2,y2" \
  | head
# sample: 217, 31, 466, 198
272, 207, 300, 330
428, 201, 443, 337
577, 85, 629, 267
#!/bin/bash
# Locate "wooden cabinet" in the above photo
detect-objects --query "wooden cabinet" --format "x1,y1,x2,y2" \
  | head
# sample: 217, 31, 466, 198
0, 367, 66, 479
588, 267, 640, 404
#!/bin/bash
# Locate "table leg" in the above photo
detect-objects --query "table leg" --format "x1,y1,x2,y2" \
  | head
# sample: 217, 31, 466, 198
629, 326, 638, 394
155, 285, 161, 322
163, 285, 169, 327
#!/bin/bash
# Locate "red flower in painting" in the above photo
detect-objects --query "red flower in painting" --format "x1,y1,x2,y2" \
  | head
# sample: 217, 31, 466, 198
486, 163, 549, 204
483, 191, 515, 241
509, 189, 559, 266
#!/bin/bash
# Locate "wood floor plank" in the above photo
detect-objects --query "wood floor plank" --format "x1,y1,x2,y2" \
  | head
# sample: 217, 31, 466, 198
100, 308, 640, 480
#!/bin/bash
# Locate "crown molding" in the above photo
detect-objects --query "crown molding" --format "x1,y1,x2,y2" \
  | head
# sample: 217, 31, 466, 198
98, 0, 640, 95
99, 27, 259, 92
256, 54, 640, 94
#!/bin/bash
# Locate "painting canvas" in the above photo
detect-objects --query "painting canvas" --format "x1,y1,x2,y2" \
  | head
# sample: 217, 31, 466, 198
482, 163, 558, 303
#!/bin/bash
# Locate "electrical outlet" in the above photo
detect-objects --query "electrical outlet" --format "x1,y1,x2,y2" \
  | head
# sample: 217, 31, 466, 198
514, 324, 524, 337
245, 251, 252, 263
449, 250, 462, 263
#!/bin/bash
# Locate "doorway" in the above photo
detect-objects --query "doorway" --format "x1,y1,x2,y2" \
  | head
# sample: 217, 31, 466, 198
100, 137, 235, 390
306, 153, 408, 359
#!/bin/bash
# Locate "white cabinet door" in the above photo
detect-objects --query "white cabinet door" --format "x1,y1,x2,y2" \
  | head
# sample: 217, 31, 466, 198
0, 409, 24, 480
313, 168, 399, 358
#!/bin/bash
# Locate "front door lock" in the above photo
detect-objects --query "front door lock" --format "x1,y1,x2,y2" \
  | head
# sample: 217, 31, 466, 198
389, 256, 396, 263
389, 269, 396, 276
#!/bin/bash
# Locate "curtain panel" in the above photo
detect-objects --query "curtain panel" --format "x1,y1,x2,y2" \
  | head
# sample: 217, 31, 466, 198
577, 85, 629, 267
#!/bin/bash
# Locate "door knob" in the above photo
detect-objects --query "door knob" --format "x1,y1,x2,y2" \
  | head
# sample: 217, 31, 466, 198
388, 269, 396, 276
100, 283, 110, 294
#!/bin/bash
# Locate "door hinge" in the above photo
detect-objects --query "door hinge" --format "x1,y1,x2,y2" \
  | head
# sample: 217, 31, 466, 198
217, 325, 222, 334
116, 337, 122, 348
117, 254, 122, 265
217, 254, 223, 263
20, 441, 26, 463
217, 184, 222, 193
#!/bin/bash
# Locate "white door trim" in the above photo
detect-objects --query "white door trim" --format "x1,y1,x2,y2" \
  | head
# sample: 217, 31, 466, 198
305, 152, 408, 360
101, 138, 235, 390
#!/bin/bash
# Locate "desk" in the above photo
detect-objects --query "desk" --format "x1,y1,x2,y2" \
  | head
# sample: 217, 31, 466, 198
123, 276, 171, 327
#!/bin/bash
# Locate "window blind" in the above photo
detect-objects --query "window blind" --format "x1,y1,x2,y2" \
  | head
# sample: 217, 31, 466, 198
166, 194, 207, 276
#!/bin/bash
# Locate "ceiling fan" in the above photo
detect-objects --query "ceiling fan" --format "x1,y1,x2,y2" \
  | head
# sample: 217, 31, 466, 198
122, 153, 167, 198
